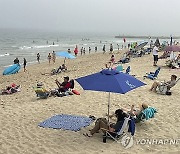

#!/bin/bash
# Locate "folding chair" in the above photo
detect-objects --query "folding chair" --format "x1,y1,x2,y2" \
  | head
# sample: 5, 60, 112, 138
125, 66, 131, 74
144, 67, 161, 80
34, 88, 50, 99
157, 78, 180, 95
101, 116, 135, 143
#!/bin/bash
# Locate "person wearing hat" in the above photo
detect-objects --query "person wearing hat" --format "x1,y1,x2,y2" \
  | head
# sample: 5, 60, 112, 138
55, 76, 71, 93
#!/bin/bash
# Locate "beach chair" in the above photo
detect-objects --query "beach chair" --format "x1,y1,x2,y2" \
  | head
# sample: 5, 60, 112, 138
144, 67, 161, 80
34, 88, 50, 99
102, 116, 135, 143
135, 107, 157, 123
115, 65, 123, 72
157, 78, 180, 95
125, 66, 131, 74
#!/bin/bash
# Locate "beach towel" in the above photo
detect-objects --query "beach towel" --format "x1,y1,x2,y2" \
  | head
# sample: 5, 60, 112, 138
39, 114, 93, 131
142, 107, 157, 120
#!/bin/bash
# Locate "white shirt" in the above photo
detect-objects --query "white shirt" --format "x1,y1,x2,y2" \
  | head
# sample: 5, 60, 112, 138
153, 46, 158, 55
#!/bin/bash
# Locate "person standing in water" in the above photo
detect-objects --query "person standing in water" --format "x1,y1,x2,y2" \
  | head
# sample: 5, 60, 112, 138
83, 48, 86, 55
103, 45, 106, 54
23, 58, 27, 72
37, 53, 40, 64
110, 44, 113, 54
95, 46, 97, 52
47, 53, 51, 65
52, 51, 56, 64
89, 47, 91, 54
81, 47, 83, 56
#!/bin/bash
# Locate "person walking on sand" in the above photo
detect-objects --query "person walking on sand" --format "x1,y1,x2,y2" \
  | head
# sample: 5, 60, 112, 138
52, 51, 56, 64
152, 45, 159, 66
37, 53, 40, 64
23, 58, 27, 72
47, 53, 51, 65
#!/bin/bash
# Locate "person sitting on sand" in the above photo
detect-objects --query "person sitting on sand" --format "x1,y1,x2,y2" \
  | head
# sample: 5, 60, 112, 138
56, 64, 67, 73
55, 76, 71, 93
84, 109, 127, 137
150, 74, 177, 92
41, 64, 67, 76
105, 55, 115, 68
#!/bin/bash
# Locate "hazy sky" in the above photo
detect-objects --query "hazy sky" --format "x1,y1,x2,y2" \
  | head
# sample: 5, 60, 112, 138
0, 0, 180, 35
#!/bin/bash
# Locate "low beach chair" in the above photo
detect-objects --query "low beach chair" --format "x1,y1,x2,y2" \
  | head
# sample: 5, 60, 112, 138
125, 66, 131, 74
115, 65, 123, 72
144, 67, 161, 80
34, 88, 50, 99
101, 116, 135, 143
157, 78, 180, 95
135, 107, 157, 123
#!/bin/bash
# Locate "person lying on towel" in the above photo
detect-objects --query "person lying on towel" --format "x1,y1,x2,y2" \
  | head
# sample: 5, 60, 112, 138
1, 83, 20, 95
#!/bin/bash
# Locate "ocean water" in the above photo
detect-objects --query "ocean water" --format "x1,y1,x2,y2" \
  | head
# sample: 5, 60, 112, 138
0, 29, 170, 70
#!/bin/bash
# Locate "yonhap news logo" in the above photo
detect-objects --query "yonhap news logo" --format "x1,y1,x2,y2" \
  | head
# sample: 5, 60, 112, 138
120, 137, 180, 149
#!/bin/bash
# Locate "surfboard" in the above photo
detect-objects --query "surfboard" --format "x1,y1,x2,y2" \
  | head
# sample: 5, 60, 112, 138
3, 64, 21, 75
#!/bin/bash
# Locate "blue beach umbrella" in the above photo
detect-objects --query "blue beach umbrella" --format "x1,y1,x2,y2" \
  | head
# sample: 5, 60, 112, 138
75, 69, 146, 121
56, 51, 76, 64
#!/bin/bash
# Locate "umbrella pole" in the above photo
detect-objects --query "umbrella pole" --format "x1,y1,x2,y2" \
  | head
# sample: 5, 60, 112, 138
108, 92, 110, 123
64, 57, 66, 64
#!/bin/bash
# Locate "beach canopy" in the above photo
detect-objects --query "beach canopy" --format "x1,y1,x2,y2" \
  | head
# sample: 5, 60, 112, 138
164, 45, 180, 52
135, 42, 148, 50
56, 51, 76, 59
56, 51, 76, 64
75, 69, 146, 121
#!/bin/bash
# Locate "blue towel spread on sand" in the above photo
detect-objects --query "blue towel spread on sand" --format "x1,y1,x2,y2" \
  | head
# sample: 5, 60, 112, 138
142, 107, 157, 120
38, 114, 93, 131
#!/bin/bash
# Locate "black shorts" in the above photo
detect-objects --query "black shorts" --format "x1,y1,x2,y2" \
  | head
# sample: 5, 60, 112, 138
153, 55, 158, 61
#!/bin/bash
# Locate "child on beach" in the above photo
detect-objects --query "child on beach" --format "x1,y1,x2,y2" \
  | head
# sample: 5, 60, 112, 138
47, 53, 51, 65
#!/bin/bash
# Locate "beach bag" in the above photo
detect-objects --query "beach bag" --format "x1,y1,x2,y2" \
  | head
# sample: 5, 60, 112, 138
72, 89, 80, 95
166, 91, 172, 95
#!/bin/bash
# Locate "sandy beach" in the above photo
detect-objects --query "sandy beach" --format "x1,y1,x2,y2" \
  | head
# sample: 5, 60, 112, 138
0, 50, 180, 154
